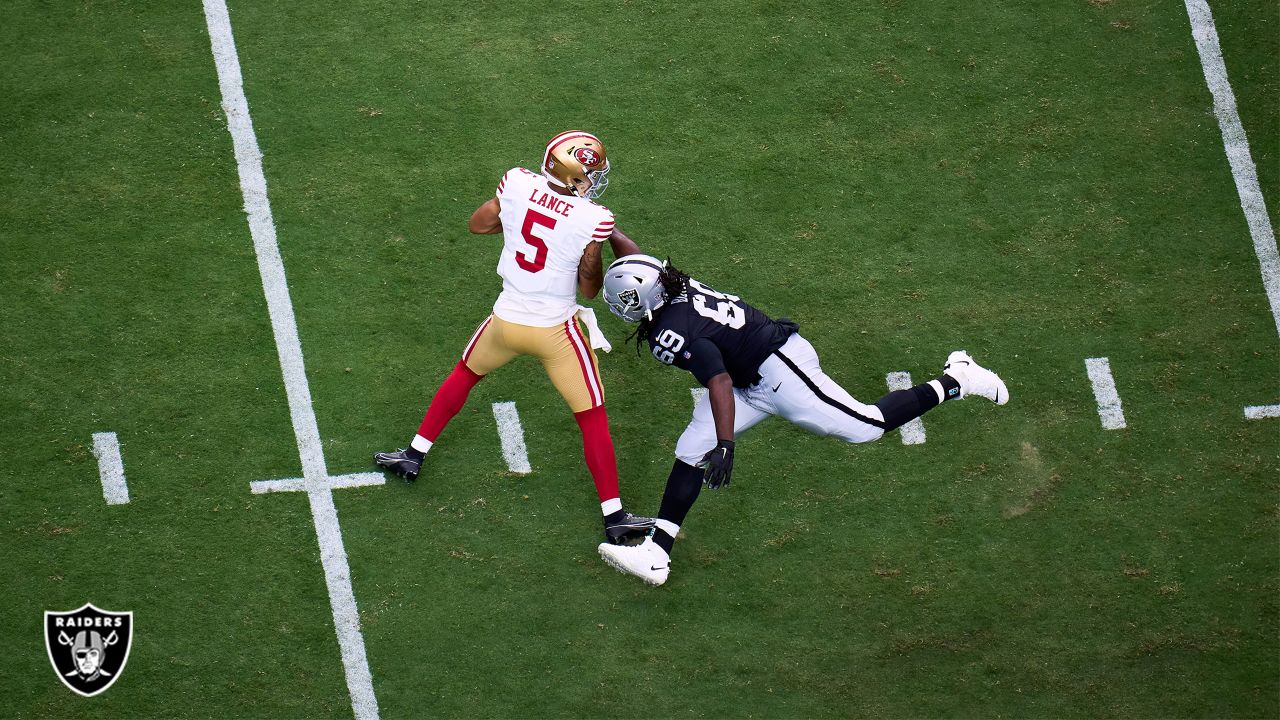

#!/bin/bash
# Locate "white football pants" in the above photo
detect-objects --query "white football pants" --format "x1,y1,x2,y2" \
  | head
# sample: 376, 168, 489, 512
674, 333, 887, 466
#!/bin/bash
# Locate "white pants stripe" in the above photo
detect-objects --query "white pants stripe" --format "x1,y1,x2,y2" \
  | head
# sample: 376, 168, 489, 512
461, 316, 493, 363
564, 319, 603, 406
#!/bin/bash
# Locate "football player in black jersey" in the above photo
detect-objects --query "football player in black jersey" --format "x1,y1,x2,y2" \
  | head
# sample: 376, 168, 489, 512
595, 254, 1009, 585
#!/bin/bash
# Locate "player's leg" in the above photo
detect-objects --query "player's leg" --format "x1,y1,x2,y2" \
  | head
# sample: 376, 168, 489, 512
374, 316, 516, 479
657, 388, 771, 543
871, 350, 1009, 425
765, 335, 1004, 445
416, 316, 518, 449
537, 319, 652, 542
762, 335, 892, 443
598, 388, 770, 585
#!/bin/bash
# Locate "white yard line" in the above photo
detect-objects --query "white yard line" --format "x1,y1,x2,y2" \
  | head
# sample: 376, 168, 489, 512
91, 432, 129, 505
1084, 358, 1127, 430
1184, 0, 1280, 337
492, 402, 531, 474
1182, 0, 1274, 417
1185, 0, 1280, 421
202, 2, 379, 718
691, 387, 708, 406
885, 372, 926, 445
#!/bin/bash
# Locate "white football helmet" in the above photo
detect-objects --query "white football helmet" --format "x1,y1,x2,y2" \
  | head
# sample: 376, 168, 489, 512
603, 254, 667, 323
542, 130, 610, 199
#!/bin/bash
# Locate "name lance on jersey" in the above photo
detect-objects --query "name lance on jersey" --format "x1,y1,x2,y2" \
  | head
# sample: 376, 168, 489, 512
528, 189, 573, 218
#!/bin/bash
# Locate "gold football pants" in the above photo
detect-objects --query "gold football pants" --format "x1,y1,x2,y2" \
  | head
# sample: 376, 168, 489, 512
461, 314, 605, 413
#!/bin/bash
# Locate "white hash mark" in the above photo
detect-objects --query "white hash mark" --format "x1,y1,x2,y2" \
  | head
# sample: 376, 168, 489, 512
492, 402, 532, 474
92, 432, 129, 505
1085, 358, 1127, 430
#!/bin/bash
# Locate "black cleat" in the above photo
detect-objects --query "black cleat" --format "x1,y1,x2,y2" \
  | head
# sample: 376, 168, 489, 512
373, 448, 421, 481
604, 512, 656, 545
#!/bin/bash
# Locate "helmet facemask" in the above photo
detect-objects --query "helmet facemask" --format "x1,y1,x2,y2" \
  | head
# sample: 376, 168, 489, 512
581, 160, 609, 199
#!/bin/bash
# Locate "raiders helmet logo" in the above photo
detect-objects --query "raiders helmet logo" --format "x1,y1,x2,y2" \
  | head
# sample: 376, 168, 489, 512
573, 146, 602, 167
616, 288, 640, 310
45, 603, 133, 697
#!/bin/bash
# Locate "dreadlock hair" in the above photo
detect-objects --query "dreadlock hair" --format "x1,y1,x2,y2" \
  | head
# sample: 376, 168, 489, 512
627, 258, 690, 354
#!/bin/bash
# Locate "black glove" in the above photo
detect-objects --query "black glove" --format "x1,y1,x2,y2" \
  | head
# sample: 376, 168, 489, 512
700, 440, 735, 490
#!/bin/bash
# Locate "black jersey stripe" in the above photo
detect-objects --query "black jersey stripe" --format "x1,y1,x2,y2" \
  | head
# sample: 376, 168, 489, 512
771, 350, 887, 430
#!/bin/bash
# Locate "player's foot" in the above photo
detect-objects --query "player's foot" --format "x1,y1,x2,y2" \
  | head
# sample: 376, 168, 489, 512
598, 537, 670, 586
943, 351, 1009, 405
604, 512, 657, 545
373, 448, 421, 481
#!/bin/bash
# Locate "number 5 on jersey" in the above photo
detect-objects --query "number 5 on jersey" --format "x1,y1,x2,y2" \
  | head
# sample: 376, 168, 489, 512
517, 209, 554, 273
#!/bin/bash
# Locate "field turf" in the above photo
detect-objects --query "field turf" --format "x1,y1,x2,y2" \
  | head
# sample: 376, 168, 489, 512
2, 0, 1277, 717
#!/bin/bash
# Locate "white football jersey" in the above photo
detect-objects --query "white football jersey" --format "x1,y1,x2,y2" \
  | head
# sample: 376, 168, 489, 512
490, 167, 615, 326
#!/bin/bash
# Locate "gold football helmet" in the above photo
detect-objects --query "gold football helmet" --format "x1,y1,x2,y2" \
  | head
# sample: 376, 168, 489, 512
542, 130, 610, 199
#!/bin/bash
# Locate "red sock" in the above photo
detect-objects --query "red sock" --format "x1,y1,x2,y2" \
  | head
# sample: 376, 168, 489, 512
573, 405, 620, 504
417, 361, 484, 442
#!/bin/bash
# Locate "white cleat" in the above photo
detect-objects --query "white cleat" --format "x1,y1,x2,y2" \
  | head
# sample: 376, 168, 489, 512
944, 351, 1009, 405
598, 537, 670, 586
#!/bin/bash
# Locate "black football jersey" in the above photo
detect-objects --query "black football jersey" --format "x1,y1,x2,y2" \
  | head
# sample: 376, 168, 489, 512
646, 277, 795, 388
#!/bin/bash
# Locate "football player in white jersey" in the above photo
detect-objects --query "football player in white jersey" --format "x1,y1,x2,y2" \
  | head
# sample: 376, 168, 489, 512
375, 131, 654, 545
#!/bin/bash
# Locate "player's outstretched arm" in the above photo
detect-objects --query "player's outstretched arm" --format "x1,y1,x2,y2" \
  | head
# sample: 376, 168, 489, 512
607, 227, 641, 258
577, 241, 604, 298
468, 198, 502, 234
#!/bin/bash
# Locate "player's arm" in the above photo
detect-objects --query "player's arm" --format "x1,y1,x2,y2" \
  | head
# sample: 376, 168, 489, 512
705, 372, 735, 443
607, 227, 641, 258
577, 241, 604, 298
468, 198, 502, 234
683, 339, 737, 489
702, 372, 736, 490
684, 340, 732, 435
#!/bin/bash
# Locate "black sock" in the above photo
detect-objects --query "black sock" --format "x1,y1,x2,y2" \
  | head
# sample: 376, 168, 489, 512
404, 446, 425, 461
874, 381, 947, 432
936, 373, 961, 401
653, 460, 704, 554
603, 509, 625, 524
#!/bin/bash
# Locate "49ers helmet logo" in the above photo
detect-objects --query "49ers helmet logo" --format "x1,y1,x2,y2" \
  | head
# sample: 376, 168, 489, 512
45, 603, 133, 697
573, 146, 603, 167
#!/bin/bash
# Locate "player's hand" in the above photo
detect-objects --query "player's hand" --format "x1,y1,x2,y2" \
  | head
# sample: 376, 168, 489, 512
700, 440, 735, 490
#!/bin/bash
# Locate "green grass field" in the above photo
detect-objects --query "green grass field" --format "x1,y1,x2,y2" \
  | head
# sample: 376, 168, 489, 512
3, 0, 1277, 717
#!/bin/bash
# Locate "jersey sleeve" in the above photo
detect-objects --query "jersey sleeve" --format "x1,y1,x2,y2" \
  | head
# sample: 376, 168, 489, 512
590, 208, 616, 244
495, 168, 515, 198
679, 337, 729, 387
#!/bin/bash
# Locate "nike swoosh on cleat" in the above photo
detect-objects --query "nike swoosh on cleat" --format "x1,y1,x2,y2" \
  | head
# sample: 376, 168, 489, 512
650, 565, 667, 571
772, 382, 782, 392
